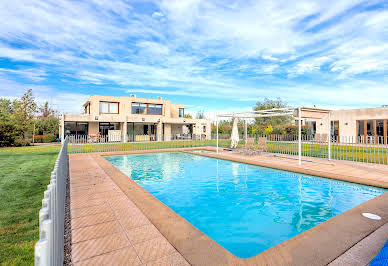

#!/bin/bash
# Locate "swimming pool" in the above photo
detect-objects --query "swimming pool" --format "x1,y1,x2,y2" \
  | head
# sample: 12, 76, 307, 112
105, 152, 386, 258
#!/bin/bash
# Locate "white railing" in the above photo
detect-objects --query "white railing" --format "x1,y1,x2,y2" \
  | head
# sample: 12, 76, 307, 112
257, 134, 388, 165
67, 133, 388, 165
34, 137, 69, 266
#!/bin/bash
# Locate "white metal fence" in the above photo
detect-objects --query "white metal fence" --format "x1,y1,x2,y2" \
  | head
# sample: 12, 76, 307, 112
66, 133, 388, 164
67, 133, 209, 144
34, 137, 69, 266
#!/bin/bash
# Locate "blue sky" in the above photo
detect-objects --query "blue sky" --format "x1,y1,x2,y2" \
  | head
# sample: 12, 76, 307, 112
0, 0, 387, 117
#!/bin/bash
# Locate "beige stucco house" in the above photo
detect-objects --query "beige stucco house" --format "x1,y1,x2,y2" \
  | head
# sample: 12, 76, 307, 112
299, 106, 388, 143
59, 95, 211, 142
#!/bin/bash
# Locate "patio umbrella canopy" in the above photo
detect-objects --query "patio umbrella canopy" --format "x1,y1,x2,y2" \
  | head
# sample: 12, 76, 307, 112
231, 117, 240, 148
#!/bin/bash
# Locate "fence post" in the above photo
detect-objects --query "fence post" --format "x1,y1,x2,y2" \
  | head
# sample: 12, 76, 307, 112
298, 107, 301, 165
328, 112, 331, 160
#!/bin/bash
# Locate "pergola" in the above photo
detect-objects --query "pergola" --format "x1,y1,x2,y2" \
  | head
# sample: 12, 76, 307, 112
215, 107, 332, 165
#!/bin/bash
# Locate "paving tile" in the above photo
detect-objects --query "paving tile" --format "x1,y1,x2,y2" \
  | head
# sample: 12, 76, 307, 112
71, 198, 104, 210
134, 236, 176, 264
72, 212, 116, 229
71, 204, 112, 219
146, 252, 190, 266
72, 232, 130, 262
72, 220, 122, 243
107, 198, 138, 210
118, 213, 151, 230
125, 224, 161, 244
328, 252, 364, 266
74, 246, 141, 266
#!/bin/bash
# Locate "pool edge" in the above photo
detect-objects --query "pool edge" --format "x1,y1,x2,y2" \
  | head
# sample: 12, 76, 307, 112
87, 150, 388, 265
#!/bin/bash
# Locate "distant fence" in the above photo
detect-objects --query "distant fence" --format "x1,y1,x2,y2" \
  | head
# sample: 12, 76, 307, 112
66, 133, 388, 164
34, 137, 69, 266
261, 134, 388, 165
67, 134, 230, 154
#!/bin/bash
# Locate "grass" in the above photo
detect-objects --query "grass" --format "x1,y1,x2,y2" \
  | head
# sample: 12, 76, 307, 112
265, 142, 388, 164
69, 138, 388, 164
0, 145, 60, 265
68, 139, 232, 153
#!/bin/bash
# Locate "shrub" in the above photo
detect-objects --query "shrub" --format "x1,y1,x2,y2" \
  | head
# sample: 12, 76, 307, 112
264, 125, 273, 135
14, 139, 31, 147
285, 125, 309, 136
0, 121, 22, 147
33, 133, 57, 143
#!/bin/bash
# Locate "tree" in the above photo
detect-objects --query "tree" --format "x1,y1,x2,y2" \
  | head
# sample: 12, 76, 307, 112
196, 110, 205, 119
0, 99, 13, 121
35, 116, 59, 135
39, 101, 56, 117
253, 98, 292, 126
12, 89, 37, 139
0, 121, 21, 146
183, 114, 192, 119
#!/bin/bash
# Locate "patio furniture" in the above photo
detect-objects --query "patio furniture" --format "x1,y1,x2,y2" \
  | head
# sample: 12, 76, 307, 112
239, 137, 255, 155
254, 137, 267, 154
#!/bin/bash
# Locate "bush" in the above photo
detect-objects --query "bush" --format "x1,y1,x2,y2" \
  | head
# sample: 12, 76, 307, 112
285, 125, 309, 136
14, 139, 31, 147
33, 133, 57, 143
0, 121, 22, 147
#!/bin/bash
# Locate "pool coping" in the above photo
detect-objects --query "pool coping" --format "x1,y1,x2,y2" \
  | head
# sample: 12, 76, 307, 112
88, 148, 388, 265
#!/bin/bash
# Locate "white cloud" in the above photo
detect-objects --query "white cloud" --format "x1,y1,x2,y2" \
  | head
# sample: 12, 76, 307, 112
0, 76, 88, 113
0, 0, 387, 112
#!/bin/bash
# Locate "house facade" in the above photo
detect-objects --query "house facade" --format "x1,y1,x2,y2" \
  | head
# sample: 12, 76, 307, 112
300, 106, 388, 143
60, 95, 211, 142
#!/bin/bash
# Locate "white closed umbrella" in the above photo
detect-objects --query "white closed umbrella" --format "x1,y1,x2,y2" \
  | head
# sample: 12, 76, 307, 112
231, 117, 239, 148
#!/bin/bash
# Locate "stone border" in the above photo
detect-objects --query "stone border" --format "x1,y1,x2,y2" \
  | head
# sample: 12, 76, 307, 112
90, 148, 388, 265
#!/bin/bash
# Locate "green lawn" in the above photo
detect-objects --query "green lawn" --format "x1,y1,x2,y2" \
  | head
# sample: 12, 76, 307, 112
0, 145, 60, 265
68, 139, 232, 153
265, 142, 388, 164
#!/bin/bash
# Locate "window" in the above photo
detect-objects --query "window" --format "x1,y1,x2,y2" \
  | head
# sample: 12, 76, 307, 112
148, 104, 156, 114
330, 121, 339, 137
132, 103, 140, 114
179, 108, 184, 117
99, 102, 119, 114
131, 103, 163, 115
99, 122, 120, 135
203, 126, 206, 133
139, 103, 147, 114
155, 104, 162, 115
84, 103, 90, 114
366, 120, 374, 136
64, 122, 88, 136
305, 121, 316, 135
357, 121, 365, 136
376, 120, 384, 137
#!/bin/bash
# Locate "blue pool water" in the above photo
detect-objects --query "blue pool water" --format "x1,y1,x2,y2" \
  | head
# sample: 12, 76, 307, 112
105, 152, 386, 258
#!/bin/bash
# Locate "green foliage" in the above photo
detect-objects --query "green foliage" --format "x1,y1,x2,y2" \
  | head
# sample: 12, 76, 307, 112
284, 125, 309, 136
34, 133, 57, 143
0, 98, 13, 121
12, 89, 37, 139
183, 114, 193, 119
0, 90, 59, 146
39, 101, 56, 117
0, 121, 22, 146
253, 98, 292, 126
34, 116, 59, 136
264, 125, 273, 135
196, 110, 205, 119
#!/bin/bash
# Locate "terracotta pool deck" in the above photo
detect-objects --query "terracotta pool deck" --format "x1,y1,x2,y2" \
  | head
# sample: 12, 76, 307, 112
69, 148, 388, 265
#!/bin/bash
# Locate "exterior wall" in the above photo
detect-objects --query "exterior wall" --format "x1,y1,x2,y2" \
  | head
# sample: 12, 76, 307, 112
170, 104, 185, 118
299, 107, 388, 142
163, 124, 171, 141
61, 95, 213, 141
